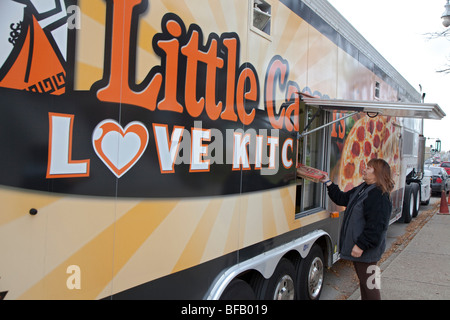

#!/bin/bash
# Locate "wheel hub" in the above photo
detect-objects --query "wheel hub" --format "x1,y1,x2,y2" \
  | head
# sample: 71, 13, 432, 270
274, 275, 295, 300
308, 257, 324, 299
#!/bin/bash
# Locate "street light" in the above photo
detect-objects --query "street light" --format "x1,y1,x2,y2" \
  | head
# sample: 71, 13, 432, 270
442, 0, 450, 28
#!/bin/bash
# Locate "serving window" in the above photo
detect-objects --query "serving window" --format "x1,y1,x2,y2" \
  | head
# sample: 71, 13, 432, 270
295, 106, 328, 217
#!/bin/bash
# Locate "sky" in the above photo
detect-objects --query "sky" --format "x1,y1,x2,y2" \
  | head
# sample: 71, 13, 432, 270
328, 0, 450, 151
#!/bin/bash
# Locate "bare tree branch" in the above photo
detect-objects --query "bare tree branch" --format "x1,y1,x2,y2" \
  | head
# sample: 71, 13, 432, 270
437, 67, 450, 74
424, 29, 450, 40
424, 28, 450, 74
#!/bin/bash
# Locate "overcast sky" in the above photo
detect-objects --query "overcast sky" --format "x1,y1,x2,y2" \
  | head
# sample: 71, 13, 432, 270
328, 0, 450, 151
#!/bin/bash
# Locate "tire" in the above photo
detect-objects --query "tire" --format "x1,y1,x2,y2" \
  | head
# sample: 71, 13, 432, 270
402, 184, 413, 223
296, 244, 324, 300
251, 258, 297, 300
220, 278, 256, 300
411, 183, 420, 218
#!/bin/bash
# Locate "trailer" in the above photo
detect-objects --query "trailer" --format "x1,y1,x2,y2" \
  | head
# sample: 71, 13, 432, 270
0, 0, 444, 300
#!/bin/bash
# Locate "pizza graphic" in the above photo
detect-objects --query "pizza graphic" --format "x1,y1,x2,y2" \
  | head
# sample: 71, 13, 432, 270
338, 115, 400, 192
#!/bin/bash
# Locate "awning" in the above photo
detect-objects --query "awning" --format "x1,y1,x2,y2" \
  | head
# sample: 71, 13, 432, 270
301, 97, 446, 120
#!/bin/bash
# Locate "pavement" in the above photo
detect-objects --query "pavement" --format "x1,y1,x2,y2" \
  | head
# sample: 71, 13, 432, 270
348, 204, 450, 300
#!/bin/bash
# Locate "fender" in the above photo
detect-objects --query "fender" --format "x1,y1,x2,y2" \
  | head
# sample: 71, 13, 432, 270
205, 229, 332, 300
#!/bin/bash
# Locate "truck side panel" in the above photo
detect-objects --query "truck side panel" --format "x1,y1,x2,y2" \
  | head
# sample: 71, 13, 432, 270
0, 0, 419, 299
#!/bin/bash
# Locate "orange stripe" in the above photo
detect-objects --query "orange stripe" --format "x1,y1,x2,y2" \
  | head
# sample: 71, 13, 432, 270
224, 198, 241, 254
75, 62, 103, 91
112, 201, 177, 273
238, 195, 249, 248
172, 199, 223, 273
80, 0, 106, 25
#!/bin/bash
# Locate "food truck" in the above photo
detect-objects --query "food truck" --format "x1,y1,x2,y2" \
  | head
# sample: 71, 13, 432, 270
0, 0, 444, 300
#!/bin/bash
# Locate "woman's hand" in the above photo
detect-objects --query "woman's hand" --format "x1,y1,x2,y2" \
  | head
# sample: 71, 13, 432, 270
320, 174, 329, 183
351, 244, 364, 258
321, 174, 332, 186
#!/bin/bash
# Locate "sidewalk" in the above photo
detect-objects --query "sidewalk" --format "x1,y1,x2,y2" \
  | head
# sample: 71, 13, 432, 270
349, 209, 450, 300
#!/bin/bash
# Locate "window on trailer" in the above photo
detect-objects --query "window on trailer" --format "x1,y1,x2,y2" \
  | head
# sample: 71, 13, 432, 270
251, 0, 272, 38
296, 106, 328, 216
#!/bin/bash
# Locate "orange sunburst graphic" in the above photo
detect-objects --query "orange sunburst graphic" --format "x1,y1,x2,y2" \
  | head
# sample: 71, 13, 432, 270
0, 15, 65, 95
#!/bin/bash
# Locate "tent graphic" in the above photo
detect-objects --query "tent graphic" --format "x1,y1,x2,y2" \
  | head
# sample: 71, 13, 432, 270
0, 0, 68, 95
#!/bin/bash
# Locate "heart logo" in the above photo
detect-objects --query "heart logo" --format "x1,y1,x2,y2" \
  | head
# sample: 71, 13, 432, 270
92, 120, 149, 178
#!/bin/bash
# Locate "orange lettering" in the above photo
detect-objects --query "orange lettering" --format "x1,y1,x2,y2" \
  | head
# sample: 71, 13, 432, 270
220, 38, 238, 122
236, 67, 257, 125
265, 57, 287, 129
96, 0, 162, 111
157, 19, 183, 113
205, 39, 224, 120
285, 83, 300, 132
182, 31, 205, 117
181, 31, 224, 118
95, 6, 262, 128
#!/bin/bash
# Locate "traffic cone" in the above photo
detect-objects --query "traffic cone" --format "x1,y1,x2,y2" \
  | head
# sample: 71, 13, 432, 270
439, 190, 449, 215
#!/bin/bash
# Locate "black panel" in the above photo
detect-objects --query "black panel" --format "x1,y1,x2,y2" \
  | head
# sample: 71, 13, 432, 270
0, 87, 296, 198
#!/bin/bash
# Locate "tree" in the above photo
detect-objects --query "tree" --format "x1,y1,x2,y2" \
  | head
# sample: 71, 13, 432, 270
425, 28, 450, 74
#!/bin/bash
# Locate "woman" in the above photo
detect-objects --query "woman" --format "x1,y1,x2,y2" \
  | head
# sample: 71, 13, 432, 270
322, 158, 394, 300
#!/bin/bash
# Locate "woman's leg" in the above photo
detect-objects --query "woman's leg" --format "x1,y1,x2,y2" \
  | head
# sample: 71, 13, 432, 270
353, 261, 381, 300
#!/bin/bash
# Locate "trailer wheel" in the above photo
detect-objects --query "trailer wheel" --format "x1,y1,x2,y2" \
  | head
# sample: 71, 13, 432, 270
296, 244, 324, 300
219, 278, 256, 300
402, 184, 413, 223
411, 183, 420, 218
250, 258, 297, 300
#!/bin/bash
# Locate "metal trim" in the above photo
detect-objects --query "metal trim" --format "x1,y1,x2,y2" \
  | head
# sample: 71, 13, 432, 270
205, 229, 331, 300
302, 98, 445, 120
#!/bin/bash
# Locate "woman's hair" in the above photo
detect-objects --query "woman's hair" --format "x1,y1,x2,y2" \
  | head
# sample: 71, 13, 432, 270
367, 158, 395, 194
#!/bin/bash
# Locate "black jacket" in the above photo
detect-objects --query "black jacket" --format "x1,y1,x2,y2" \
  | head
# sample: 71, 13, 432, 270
327, 182, 392, 263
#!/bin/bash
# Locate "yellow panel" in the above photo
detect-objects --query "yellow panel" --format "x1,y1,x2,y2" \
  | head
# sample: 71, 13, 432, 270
0, 187, 60, 226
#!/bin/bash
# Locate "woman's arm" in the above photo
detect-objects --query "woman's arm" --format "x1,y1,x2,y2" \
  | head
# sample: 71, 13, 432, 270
321, 174, 354, 206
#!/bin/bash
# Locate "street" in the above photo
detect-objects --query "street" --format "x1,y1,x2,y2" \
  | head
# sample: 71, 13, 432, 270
320, 196, 440, 300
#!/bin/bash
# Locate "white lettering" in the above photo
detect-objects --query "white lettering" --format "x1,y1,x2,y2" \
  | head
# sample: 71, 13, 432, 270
181, 304, 215, 317
281, 138, 294, 169
47, 113, 90, 178
267, 136, 279, 169
66, 265, 81, 290
232, 132, 251, 170
67, 5, 81, 30
153, 124, 184, 173
190, 128, 211, 172
366, 265, 381, 290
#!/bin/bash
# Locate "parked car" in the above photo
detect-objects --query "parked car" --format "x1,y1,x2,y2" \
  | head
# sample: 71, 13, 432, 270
425, 158, 441, 167
420, 169, 432, 205
425, 166, 450, 195
440, 161, 450, 175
